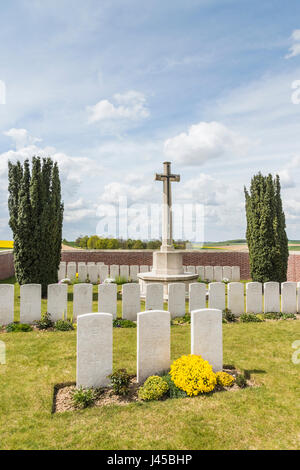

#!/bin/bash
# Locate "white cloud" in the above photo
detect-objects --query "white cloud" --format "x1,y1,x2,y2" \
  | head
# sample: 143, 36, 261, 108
285, 30, 300, 59
99, 181, 157, 205
4, 128, 42, 150
87, 90, 149, 123
278, 169, 295, 189
164, 121, 248, 166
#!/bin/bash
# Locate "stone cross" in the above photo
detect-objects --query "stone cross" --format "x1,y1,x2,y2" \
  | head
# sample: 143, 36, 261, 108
155, 161, 180, 249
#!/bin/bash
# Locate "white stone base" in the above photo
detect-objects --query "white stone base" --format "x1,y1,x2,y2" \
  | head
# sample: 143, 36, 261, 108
138, 271, 198, 298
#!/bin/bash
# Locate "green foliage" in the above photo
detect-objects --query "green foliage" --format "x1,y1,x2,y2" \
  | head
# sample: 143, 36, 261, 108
244, 173, 288, 283
54, 320, 74, 331
240, 313, 264, 323
235, 374, 247, 388
114, 276, 129, 285
108, 369, 131, 396
222, 309, 236, 323
8, 157, 64, 297
113, 318, 136, 328
263, 312, 296, 320
138, 375, 169, 401
35, 312, 54, 330
161, 374, 187, 398
171, 315, 191, 325
6, 322, 33, 332
72, 387, 97, 409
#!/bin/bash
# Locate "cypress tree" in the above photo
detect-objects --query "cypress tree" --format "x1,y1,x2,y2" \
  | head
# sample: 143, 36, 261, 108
15, 160, 33, 285
7, 157, 64, 296
244, 172, 288, 283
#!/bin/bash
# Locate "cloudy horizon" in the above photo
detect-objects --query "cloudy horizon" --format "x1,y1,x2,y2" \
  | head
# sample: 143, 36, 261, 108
1, 1, 300, 242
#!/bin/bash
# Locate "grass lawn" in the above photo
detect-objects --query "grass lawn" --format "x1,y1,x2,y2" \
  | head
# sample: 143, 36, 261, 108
0, 277, 299, 449
0, 317, 299, 448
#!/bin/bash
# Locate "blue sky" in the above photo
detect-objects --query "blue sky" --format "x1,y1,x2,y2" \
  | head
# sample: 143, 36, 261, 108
1, 0, 300, 241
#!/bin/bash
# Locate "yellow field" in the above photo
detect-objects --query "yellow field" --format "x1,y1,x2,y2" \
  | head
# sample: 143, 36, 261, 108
0, 240, 13, 249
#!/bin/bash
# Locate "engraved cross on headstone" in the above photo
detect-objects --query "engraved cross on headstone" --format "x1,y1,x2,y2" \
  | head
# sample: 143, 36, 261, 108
155, 161, 180, 250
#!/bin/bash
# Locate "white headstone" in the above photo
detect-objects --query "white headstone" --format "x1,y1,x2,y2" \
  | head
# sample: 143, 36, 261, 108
47, 284, 68, 322
213, 266, 223, 282
246, 282, 262, 314
73, 283, 93, 321
58, 262, 66, 281
145, 283, 164, 311
120, 265, 129, 281
98, 283, 117, 318
222, 266, 232, 281
264, 282, 280, 313
129, 265, 139, 281
189, 283, 206, 313
187, 265, 196, 274
281, 282, 297, 314
209, 282, 225, 311
232, 266, 240, 282
0, 284, 14, 325
228, 282, 244, 316
196, 266, 205, 280
99, 265, 109, 283
122, 283, 140, 321
168, 283, 185, 318
109, 265, 119, 280
78, 263, 87, 283
77, 313, 113, 389
20, 284, 41, 323
67, 262, 76, 280
191, 308, 223, 372
140, 265, 149, 273
88, 264, 98, 284
204, 266, 214, 282
137, 310, 170, 383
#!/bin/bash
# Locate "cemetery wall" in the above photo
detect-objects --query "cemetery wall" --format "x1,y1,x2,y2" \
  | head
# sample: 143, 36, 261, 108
0, 251, 14, 280
2, 249, 300, 281
60, 251, 300, 281
61, 249, 251, 278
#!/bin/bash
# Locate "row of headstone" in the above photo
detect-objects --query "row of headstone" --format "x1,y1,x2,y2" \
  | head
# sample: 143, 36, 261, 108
59, 262, 241, 283
1, 281, 299, 326
58, 262, 152, 283
184, 265, 240, 282
77, 308, 223, 388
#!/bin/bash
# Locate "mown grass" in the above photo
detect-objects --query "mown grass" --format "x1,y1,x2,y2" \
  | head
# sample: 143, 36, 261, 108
0, 314, 299, 449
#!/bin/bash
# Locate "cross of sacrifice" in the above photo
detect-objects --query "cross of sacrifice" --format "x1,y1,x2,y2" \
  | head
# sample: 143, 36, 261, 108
155, 161, 180, 249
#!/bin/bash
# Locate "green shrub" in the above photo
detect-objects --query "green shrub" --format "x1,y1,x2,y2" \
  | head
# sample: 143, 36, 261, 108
113, 318, 136, 328
235, 374, 247, 388
264, 312, 296, 320
171, 315, 191, 325
35, 312, 54, 330
161, 374, 187, 398
240, 313, 264, 323
6, 322, 33, 332
108, 369, 131, 396
114, 276, 128, 285
54, 320, 74, 331
222, 309, 236, 323
72, 387, 97, 409
138, 375, 169, 401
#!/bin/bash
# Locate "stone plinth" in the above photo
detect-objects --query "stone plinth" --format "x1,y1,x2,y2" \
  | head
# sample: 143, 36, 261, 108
138, 249, 198, 298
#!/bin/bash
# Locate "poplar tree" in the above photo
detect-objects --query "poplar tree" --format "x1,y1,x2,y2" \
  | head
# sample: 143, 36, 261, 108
244, 173, 288, 283
8, 157, 64, 296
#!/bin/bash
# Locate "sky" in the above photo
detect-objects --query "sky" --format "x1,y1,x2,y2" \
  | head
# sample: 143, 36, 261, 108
1, 0, 300, 242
